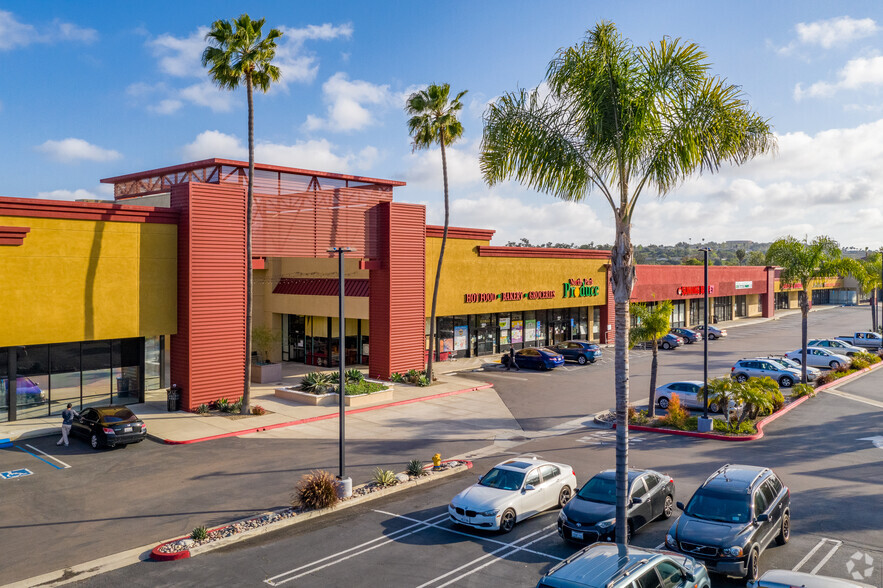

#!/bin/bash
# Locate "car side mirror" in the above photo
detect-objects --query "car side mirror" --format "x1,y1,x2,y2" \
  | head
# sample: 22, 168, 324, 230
684, 571, 695, 582
676, 501, 685, 510
756, 513, 769, 523
523, 484, 535, 492
478, 474, 484, 482
631, 496, 644, 505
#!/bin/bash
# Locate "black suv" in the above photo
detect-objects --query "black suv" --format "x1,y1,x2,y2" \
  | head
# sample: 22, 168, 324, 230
665, 464, 790, 581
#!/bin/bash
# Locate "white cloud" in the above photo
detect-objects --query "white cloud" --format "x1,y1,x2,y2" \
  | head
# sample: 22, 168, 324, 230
149, 98, 183, 115
305, 73, 391, 131
148, 27, 208, 78
795, 55, 883, 100
36, 138, 122, 163
400, 139, 484, 189
796, 16, 878, 49
179, 81, 235, 112
180, 130, 380, 173
0, 9, 97, 50
35, 188, 106, 201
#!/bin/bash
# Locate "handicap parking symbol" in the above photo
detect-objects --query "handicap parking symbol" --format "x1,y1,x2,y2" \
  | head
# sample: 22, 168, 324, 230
1, 468, 33, 480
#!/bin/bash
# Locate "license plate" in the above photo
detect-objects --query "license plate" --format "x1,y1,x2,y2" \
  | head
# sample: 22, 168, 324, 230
123, 427, 132, 433
571, 531, 583, 540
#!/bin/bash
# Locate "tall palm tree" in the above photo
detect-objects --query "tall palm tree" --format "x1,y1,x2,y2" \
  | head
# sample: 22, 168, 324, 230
628, 301, 673, 418
203, 14, 282, 414
480, 22, 774, 545
765, 235, 854, 384
853, 252, 882, 332
405, 84, 467, 382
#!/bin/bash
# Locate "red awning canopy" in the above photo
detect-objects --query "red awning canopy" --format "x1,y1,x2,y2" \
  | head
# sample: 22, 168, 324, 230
272, 278, 370, 297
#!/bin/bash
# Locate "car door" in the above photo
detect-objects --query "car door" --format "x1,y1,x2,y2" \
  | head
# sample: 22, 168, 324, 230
628, 476, 653, 530
642, 473, 666, 520
758, 479, 782, 548
680, 383, 701, 409
752, 484, 774, 550
72, 408, 96, 438
654, 559, 689, 588
539, 464, 563, 508
520, 467, 546, 517
517, 349, 538, 369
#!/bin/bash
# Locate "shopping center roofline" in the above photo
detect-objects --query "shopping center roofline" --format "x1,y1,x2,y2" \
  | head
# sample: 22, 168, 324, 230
426, 225, 497, 241
99, 158, 408, 187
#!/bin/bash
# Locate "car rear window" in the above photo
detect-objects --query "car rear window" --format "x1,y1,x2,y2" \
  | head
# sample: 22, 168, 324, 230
100, 408, 137, 423
685, 488, 750, 524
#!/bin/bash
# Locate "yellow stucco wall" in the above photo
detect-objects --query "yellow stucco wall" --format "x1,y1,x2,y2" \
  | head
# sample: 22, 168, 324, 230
0, 215, 177, 347
426, 237, 608, 317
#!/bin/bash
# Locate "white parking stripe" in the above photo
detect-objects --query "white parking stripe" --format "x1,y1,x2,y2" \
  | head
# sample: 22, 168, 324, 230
415, 524, 557, 588
24, 445, 71, 469
263, 512, 448, 585
793, 537, 837, 572
810, 540, 843, 575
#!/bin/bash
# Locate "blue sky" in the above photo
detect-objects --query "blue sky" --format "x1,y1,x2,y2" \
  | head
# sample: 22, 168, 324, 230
2, 1, 882, 249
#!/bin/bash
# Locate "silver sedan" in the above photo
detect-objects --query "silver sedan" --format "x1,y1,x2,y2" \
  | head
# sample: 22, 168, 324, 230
785, 347, 850, 370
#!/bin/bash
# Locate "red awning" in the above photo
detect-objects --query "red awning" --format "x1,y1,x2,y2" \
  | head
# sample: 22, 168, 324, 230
272, 278, 370, 297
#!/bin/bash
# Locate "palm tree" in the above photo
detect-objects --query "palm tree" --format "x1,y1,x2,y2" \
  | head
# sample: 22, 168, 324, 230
480, 22, 775, 545
203, 15, 282, 414
852, 252, 882, 332
628, 301, 673, 418
765, 236, 854, 384
405, 84, 468, 383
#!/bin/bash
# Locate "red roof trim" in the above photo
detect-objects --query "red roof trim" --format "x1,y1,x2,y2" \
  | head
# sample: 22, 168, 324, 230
0, 196, 179, 224
100, 158, 406, 187
273, 278, 370, 297
426, 225, 496, 241
478, 246, 611, 260
0, 225, 30, 246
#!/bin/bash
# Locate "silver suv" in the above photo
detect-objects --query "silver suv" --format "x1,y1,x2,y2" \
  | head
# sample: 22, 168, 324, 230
730, 358, 801, 388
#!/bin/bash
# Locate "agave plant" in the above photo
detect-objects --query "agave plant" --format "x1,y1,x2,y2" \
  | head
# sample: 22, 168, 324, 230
190, 526, 208, 541
406, 459, 428, 477
390, 372, 406, 383
372, 468, 398, 487
346, 368, 364, 383
300, 372, 332, 394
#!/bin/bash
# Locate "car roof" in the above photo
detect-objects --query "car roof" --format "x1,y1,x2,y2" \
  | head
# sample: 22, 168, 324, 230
757, 569, 876, 588
494, 456, 559, 472
91, 406, 133, 414
540, 543, 667, 588
703, 464, 770, 490
594, 468, 654, 483
661, 380, 704, 387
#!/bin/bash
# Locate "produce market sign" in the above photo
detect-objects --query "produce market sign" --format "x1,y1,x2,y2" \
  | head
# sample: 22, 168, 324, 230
464, 290, 556, 303
676, 285, 714, 296
563, 278, 600, 298
735, 281, 753, 290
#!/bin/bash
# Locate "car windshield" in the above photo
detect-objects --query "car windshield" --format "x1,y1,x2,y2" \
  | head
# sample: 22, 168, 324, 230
685, 489, 750, 524
479, 468, 525, 491
776, 357, 801, 369
576, 475, 616, 504
100, 408, 137, 423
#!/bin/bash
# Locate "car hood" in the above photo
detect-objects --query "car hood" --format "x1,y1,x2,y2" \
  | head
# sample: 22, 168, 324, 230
453, 484, 513, 511
674, 516, 748, 547
563, 497, 615, 524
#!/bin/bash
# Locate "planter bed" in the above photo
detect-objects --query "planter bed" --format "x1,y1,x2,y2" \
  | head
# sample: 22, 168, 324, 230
275, 381, 393, 407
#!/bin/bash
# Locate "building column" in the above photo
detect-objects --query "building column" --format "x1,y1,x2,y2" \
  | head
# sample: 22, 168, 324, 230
761, 266, 776, 318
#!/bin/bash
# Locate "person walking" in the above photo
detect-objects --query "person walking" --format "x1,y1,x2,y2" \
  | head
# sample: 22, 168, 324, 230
506, 347, 520, 371
57, 403, 79, 447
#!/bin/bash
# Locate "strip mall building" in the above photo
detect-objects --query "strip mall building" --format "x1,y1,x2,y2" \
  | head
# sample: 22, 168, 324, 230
0, 159, 853, 421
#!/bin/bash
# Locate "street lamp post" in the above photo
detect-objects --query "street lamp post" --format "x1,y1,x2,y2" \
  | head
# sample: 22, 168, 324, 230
328, 246, 354, 498
698, 247, 713, 432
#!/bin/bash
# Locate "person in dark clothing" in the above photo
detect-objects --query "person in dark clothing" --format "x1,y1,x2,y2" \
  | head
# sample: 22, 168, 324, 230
57, 403, 79, 447
506, 347, 520, 371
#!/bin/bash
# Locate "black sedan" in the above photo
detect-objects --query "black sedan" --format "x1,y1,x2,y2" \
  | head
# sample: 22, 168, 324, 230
72, 406, 147, 449
500, 347, 565, 370
549, 341, 603, 365
557, 468, 675, 544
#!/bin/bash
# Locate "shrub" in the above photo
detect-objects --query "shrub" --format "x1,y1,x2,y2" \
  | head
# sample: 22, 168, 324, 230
406, 369, 421, 384
346, 368, 365, 382
345, 380, 386, 396
768, 388, 785, 414
713, 419, 756, 434
292, 470, 339, 510
230, 398, 243, 413
817, 372, 836, 385
658, 393, 689, 430
416, 375, 430, 387
195, 403, 210, 415
390, 372, 406, 383
853, 350, 878, 364
251, 405, 267, 416
850, 357, 870, 370
627, 406, 637, 421
215, 397, 230, 412
372, 467, 398, 487
407, 459, 428, 477
300, 372, 332, 394
790, 383, 816, 398
190, 526, 208, 541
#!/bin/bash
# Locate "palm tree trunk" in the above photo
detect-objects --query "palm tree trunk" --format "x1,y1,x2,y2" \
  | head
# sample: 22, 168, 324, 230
800, 287, 809, 385
611, 214, 635, 546
426, 137, 451, 382
242, 73, 254, 414
648, 340, 658, 418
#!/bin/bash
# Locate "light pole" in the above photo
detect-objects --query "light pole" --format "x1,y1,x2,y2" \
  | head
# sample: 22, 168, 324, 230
328, 246, 354, 498
698, 247, 712, 431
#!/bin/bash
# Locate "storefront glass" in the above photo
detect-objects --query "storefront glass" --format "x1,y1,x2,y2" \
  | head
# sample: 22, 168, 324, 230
775, 292, 790, 310
812, 289, 831, 305
498, 314, 511, 347
145, 336, 162, 390
474, 314, 496, 355
0, 349, 7, 423
592, 307, 600, 341
511, 312, 524, 349
713, 296, 733, 322
690, 299, 706, 326
82, 341, 112, 409
735, 295, 747, 318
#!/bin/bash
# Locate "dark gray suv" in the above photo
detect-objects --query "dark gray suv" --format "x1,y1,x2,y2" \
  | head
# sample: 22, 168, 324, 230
665, 464, 790, 581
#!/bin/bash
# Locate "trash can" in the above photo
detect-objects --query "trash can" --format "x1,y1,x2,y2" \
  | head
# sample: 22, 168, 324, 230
167, 385, 180, 412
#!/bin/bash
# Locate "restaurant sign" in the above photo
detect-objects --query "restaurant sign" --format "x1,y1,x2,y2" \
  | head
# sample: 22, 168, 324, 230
676, 285, 714, 296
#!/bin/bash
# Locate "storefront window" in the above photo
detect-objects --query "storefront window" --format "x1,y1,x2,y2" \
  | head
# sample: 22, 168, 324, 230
670, 301, 686, 328
475, 314, 496, 356
577, 307, 589, 339
523, 311, 536, 346
690, 299, 706, 326
144, 337, 162, 390
592, 307, 601, 341
82, 341, 112, 409
735, 295, 747, 317
498, 314, 511, 347
0, 348, 7, 423
713, 297, 733, 322
113, 338, 142, 405
438, 317, 454, 356
535, 310, 546, 347
511, 312, 524, 349
453, 317, 469, 358
50, 343, 80, 415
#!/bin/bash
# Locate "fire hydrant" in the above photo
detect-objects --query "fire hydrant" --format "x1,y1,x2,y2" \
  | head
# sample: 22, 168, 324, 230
432, 453, 442, 470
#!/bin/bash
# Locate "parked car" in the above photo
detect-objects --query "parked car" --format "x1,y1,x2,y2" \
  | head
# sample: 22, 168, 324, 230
693, 324, 727, 340
0, 377, 47, 405
764, 356, 821, 381
558, 468, 675, 544
659, 333, 684, 350
500, 347, 565, 370
537, 543, 711, 588
747, 569, 876, 588
807, 338, 863, 357
548, 341, 602, 365
655, 381, 726, 413
449, 456, 577, 533
836, 331, 882, 350
784, 347, 850, 370
71, 406, 147, 449
666, 464, 790, 581
671, 327, 702, 344
731, 358, 802, 387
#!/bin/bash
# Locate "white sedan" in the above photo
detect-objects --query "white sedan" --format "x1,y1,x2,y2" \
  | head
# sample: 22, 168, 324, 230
449, 456, 577, 533
785, 347, 850, 370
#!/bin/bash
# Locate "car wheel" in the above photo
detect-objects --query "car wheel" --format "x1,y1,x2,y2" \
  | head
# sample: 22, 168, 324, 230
792, 358, 802, 365
661, 342, 672, 350
709, 402, 721, 413
501, 356, 509, 367
746, 548, 760, 581
830, 360, 841, 369
558, 486, 572, 508
499, 509, 516, 534
90, 433, 102, 450
577, 355, 587, 365
658, 397, 670, 409
661, 495, 674, 520
779, 376, 793, 388
776, 511, 791, 545
735, 374, 748, 383
709, 333, 717, 340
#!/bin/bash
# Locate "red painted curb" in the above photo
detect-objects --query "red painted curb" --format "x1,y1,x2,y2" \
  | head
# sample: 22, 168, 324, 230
163, 383, 494, 445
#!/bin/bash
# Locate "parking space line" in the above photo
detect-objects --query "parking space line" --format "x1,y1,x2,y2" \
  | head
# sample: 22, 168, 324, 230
264, 512, 449, 586
416, 525, 558, 588
810, 540, 843, 575
821, 389, 883, 409
25, 445, 71, 469
793, 537, 841, 573
14, 445, 63, 470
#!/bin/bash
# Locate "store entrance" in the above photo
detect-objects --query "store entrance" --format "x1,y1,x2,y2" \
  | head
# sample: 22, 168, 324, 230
549, 320, 569, 346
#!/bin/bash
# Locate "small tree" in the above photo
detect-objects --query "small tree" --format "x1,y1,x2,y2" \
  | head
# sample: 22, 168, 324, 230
851, 252, 882, 332
700, 377, 740, 432
629, 301, 673, 417
252, 325, 280, 364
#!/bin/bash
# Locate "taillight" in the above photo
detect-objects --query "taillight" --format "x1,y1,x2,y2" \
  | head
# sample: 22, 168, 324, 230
572, 470, 576, 477
669, 478, 674, 484
731, 366, 735, 371
102, 427, 114, 434
141, 423, 147, 432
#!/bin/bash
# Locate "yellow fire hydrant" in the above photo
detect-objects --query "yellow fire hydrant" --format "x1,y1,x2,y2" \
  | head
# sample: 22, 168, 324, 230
432, 453, 442, 470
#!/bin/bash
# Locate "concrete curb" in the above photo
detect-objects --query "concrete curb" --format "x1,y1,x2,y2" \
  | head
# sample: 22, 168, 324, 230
150, 460, 473, 561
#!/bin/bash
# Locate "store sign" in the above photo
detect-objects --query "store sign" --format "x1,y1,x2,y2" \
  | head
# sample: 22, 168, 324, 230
676, 285, 714, 296
464, 289, 556, 303
735, 281, 753, 290
562, 278, 600, 298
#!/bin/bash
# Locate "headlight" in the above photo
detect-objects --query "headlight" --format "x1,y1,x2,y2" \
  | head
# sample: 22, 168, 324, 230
666, 533, 676, 547
725, 546, 743, 557
558, 511, 568, 523
596, 519, 615, 529
479, 509, 499, 517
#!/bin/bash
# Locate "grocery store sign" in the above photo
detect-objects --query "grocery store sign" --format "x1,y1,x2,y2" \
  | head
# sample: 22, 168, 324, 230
563, 277, 600, 298
464, 290, 556, 303
735, 281, 753, 290
676, 285, 714, 296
